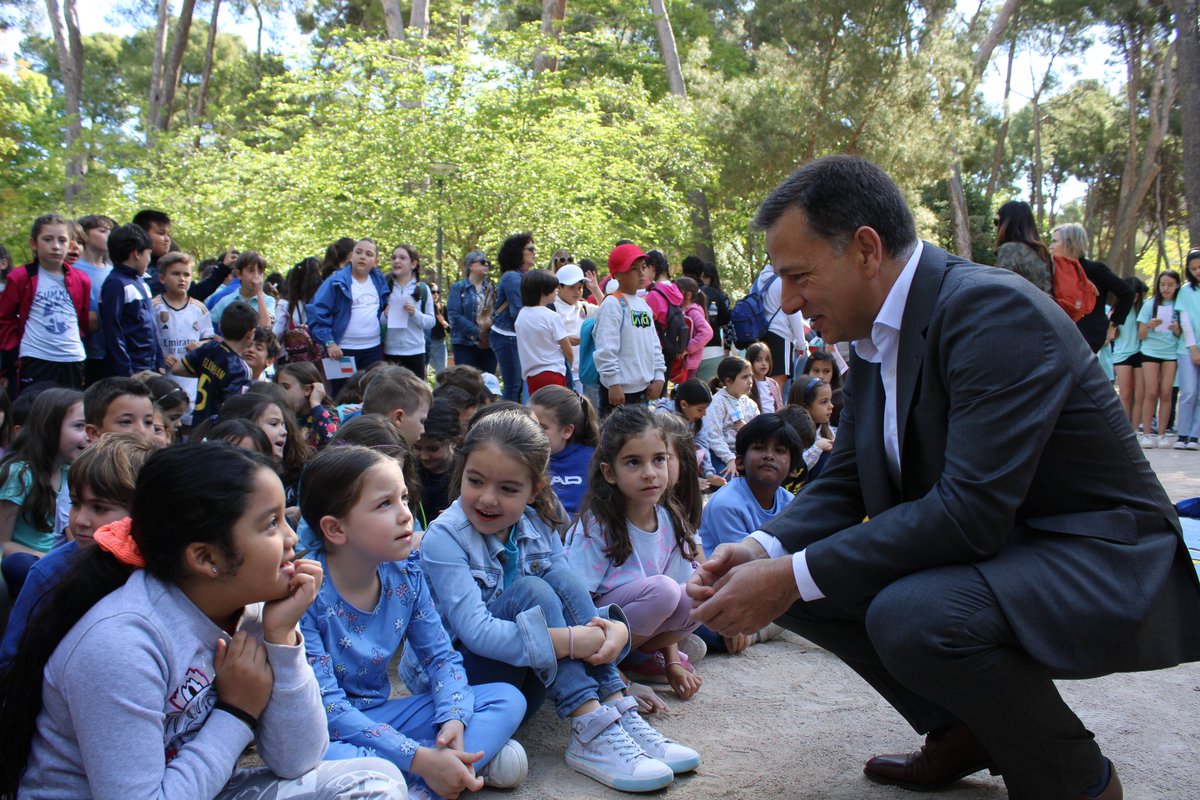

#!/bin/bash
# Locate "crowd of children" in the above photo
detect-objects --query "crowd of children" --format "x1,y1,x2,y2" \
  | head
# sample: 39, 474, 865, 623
0, 209, 857, 800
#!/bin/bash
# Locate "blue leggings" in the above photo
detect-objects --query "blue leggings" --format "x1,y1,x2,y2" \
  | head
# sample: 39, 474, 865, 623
324, 683, 524, 775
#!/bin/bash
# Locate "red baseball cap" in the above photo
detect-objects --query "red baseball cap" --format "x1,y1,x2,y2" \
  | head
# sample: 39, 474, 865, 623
607, 243, 648, 275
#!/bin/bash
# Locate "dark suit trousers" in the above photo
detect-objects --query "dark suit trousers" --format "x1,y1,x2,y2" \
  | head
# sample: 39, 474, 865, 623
781, 564, 1105, 800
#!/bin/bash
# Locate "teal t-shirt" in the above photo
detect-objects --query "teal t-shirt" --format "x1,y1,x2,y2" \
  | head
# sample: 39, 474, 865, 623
501, 530, 519, 589
1111, 303, 1142, 363
1137, 300, 1180, 360
1173, 284, 1200, 356
0, 461, 66, 553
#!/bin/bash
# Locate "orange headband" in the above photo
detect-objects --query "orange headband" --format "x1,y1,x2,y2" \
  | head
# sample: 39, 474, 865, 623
93, 518, 146, 568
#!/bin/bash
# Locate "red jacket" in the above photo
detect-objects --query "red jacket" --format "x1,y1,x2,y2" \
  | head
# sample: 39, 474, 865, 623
0, 262, 92, 354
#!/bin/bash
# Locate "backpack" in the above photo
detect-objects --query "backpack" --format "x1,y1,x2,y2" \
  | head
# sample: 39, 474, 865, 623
281, 303, 324, 364
730, 273, 780, 349
578, 317, 600, 386
649, 285, 688, 369
1050, 254, 1098, 322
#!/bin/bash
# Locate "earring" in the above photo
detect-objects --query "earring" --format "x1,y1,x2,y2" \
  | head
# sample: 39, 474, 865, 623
211, 567, 218, 575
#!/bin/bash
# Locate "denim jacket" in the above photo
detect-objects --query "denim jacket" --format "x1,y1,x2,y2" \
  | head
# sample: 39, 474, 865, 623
420, 499, 629, 688
447, 278, 491, 346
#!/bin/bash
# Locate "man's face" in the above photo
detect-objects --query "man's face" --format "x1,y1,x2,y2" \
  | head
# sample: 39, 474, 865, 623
765, 206, 878, 344
146, 222, 171, 257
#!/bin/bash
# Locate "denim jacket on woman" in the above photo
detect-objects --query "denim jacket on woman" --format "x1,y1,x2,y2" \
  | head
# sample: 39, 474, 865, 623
419, 499, 629, 688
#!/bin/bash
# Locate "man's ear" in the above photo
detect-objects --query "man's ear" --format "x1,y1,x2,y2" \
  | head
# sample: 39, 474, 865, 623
853, 226, 885, 278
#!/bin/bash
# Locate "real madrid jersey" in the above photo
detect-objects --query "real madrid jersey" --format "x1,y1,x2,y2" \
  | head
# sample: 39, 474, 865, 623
153, 295, 214, 360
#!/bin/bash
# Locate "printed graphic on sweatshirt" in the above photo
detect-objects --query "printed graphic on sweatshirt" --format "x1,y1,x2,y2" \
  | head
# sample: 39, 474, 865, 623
163, 665, 217, 762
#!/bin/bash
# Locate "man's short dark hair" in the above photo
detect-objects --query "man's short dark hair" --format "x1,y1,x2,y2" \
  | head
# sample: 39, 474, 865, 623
132, 209, 171, 229
754, 155, 917, 258
220, 301, 260, 342
84, 377, 151, 427
735, 412, 803, 466
107, 223, 152, 265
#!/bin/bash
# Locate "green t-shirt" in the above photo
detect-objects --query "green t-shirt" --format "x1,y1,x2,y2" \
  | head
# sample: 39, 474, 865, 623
0, 461, 64, 553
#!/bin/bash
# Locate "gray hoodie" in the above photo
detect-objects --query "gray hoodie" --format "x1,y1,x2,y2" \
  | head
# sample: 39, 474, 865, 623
20, 570, 328, 799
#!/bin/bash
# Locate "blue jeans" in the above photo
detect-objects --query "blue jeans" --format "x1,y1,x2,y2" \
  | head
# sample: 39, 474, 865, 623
458, 569, 626, 720
1, 552, 39, 597
324, 683, 524, 774
489, 333, 523, 402
1176, 355, 1200, 440
451, 343, 497, 375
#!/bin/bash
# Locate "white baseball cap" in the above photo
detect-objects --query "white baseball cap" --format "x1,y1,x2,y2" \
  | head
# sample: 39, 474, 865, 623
556, 264, 585, 286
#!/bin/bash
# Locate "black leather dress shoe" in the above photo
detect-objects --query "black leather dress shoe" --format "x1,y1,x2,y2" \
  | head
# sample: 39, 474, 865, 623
863, 722, 998, 791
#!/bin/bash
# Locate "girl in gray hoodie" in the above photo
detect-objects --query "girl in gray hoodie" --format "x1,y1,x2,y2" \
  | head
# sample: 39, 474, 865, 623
0, 443, 406, 799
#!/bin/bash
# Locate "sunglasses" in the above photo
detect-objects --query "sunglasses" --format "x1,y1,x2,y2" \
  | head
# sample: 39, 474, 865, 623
554, 256, 570, 265
525, 245, 536, 253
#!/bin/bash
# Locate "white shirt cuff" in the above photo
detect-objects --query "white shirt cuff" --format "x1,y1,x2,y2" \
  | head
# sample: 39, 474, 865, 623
746, 531, 825, 602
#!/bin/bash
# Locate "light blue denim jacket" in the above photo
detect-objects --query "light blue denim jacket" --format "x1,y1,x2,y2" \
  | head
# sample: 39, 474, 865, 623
419, 498, 629, 688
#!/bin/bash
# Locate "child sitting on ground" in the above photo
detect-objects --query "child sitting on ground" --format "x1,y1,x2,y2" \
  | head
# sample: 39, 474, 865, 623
746, 342, 783, 414
299, 445, 528, 798
789, 377, 836, 479
777, 405, 817, 495
361, 367, 433, 447
701, 356, 758, 478
0, 432, 157, 665
565, 407, 704, 703
0, 389, 85, 596
421, 410, 696, 792
83, 377, 157, 442
275, 362, 340, 449
529, 384, 599, 521
654, 379, 724, 491
412, 397, 462, 528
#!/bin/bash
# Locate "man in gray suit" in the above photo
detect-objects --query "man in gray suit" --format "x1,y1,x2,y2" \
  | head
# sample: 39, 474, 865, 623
689, 156, 1200, 800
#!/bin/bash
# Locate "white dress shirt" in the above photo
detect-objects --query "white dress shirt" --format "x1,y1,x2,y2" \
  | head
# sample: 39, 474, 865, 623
749, 242, 924, 601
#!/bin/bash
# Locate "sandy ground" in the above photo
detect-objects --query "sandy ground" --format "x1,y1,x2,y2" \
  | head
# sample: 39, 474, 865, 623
483, 447, 1200, 800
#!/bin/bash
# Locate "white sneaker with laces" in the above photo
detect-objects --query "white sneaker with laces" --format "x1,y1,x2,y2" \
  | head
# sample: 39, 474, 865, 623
480, 738, 528, 789
606, 695, 701, 773
1140, 433, 1155, 449
565, 704, 674, 792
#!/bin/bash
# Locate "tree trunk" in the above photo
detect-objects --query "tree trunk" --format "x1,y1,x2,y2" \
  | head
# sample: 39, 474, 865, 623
156, 0, 197, 132
1106, 38, 1178, 270
147, 0, 170, 136
1031, 93, 1044, 227
196, 0, 221, 122
45, 0, 85, 204
1170, 0, 1200, 246
972, 0, 1023, 79
985, 33, 1017, 207
410, 0, 429, 39
948, 157, 972, 258
649, 0, 685, 95
381, 0, 405, 39
534, 0, 567, 74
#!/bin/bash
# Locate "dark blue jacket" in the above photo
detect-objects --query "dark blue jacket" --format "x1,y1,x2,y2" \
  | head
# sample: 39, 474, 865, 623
101, 264, 164, 376
308, 265, 390, 347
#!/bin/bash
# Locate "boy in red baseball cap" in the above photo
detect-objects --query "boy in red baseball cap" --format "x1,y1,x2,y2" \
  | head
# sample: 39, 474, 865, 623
593, 244, 665, 415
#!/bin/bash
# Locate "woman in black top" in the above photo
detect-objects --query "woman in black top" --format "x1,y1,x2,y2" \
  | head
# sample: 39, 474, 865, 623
1051, 223, 1133, 353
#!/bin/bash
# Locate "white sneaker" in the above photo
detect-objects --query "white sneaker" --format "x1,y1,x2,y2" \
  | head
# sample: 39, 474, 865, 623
1159, 435, 1172, 449
1140, 433, 1155, 449
606, 695, 701, 774
1188, 440, 1200, 451
565, 704, 674, 792
751, 622, 785, 644
1174, 438, 1189, 450
678, 633, 707, 665
480, 738, 528, 789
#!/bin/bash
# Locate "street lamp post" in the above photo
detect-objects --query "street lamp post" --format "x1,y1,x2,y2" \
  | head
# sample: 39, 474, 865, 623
427, 162, 459, 291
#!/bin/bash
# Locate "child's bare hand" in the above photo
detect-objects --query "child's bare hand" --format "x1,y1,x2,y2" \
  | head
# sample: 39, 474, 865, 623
436, 719, 466, 752
721, 461, 739, 479
309, 382, 326, 407
214, 630, 273, 718
412, 745, 484, 799
262, 558, 323, 645
816, 438, 833, 452
586, 617, 629, 665
626, 681, 669, 715
706, 475, 727, 489
666, 662, 702, 700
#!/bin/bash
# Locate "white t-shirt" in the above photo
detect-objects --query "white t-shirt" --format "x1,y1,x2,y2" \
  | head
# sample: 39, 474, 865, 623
152, 295, 214, 360
340, 277, 380, 349
21, 270, 86, 362
554, 297, 590, 369
515, 305, 568, 379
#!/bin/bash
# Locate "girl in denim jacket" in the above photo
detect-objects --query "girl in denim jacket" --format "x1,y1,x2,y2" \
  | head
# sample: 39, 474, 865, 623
420, 410, 698, 793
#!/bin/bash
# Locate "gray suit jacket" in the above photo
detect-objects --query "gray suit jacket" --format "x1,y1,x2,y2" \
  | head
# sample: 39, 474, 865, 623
762, 244, 1200, 675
